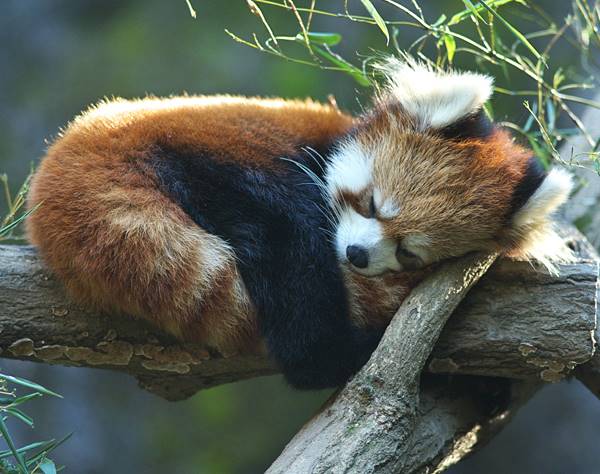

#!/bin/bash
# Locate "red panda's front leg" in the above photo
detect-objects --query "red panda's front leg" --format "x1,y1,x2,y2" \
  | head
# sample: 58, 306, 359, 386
343, 267, 432, 328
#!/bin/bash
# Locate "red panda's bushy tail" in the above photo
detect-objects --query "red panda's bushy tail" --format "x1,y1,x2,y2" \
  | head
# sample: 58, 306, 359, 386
26, 145, 255, 352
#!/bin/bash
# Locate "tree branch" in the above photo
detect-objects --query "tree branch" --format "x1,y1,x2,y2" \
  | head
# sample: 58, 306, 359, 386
0, 242, 596, 401
1, 234, 597, 472
557, 103, 600, 400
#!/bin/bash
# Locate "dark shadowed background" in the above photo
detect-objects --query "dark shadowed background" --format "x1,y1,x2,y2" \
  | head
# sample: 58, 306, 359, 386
1, 1, 598, 473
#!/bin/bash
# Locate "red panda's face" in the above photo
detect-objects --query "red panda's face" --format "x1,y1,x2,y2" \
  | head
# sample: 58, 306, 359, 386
326, 59, 573, 276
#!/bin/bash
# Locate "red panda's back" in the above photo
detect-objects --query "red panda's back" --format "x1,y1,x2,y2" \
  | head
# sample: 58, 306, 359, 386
26, 96, 353, 352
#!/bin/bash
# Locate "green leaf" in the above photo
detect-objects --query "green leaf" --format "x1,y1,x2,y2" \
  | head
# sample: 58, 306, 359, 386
448, 0, 518, 25
0, 374, 62, 399
478, 0, 545, 64
312, 45, 371, 87
0, 416, 28, 473
482, 101, 494, 121
432, 14, 447, 27
360, 0, 389, 44
37, 458, 56, 474
462, 0, 488, 23
0, 441, 50, 461
526, 134, 551, 168
0, 204, 41, 239
522, 102, 537, 132
25, 434, 72, 465
3, 409, 33, 429
443, 33, 456, 63
9, 393, 43, 408
295, 32, 342, 46
546, 100, 556, 132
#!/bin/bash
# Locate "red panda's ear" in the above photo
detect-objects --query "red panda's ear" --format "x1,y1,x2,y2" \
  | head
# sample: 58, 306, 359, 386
506, 161, 574, 270
376, 57, 493, 131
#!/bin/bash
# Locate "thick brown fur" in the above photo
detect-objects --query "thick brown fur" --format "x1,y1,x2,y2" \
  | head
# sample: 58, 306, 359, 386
354, 106, 537, 262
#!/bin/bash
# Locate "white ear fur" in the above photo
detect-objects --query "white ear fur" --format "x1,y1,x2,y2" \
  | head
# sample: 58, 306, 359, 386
512, 168, 573, 229
511, 168, 574, 272
377, 57, 493, 130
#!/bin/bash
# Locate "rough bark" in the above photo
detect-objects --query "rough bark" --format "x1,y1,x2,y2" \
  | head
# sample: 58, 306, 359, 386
0, 244, 596, 402
398, 378, 539, 474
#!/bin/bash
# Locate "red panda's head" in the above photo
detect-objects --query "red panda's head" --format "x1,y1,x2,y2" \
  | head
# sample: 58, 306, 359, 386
326, 58, 573, 276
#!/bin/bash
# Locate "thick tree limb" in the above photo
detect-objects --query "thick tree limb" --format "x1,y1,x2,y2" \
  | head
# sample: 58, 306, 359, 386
0, 243, 596, 402
267, 235, 598, 473
1, 238, 597, 472
431, 256, 598, 382
392, 378, 539, 474
267, 253, 498, 474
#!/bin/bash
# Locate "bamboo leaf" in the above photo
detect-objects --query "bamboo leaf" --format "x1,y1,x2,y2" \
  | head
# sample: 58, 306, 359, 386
37, 458, 56, 474
546, 100, 556, 132
0, 204, 40, 239
3, 409, 34, 429
312, 45, 371, 86
0, 416, 28, 473
432, 14, 447, 27
9, 393, 42, 407
0, 441, 50, 460
25, 434, 72, 465
479, 0, 545, 64
300, 32, 342, 46
0, 374, 61, 399
462, 0, 488, 24
443, 33, 456, 63
360, 0, 389, 44
448, 0, 518, 25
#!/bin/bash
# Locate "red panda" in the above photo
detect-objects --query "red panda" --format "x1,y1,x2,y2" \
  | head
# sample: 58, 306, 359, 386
26, 59, 572, 389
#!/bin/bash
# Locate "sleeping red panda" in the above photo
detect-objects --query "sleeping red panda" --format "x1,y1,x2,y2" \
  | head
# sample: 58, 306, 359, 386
26, 59, 573, 389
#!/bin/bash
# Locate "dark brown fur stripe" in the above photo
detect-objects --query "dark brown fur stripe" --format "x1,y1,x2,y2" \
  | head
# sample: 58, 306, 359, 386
439, 110, 493, 141
508, 156, 546, 216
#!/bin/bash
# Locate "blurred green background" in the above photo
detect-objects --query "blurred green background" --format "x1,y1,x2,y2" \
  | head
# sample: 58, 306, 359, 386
1, 1, 599, 473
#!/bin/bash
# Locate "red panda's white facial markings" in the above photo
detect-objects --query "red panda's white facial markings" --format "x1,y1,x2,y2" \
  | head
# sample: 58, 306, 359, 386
373, 187, 401, 220
325, 140, 405, 275
334, 206, 400, 276
325, 140, 373, 198
505, 166, 573, 268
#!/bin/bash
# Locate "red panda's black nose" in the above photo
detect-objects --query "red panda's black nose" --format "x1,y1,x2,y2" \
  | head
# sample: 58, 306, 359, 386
346, 245, 369, 269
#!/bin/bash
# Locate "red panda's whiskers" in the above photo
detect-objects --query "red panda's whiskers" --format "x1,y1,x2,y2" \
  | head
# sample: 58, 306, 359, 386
301, 146, 326, 173
279, 157, 327, 193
